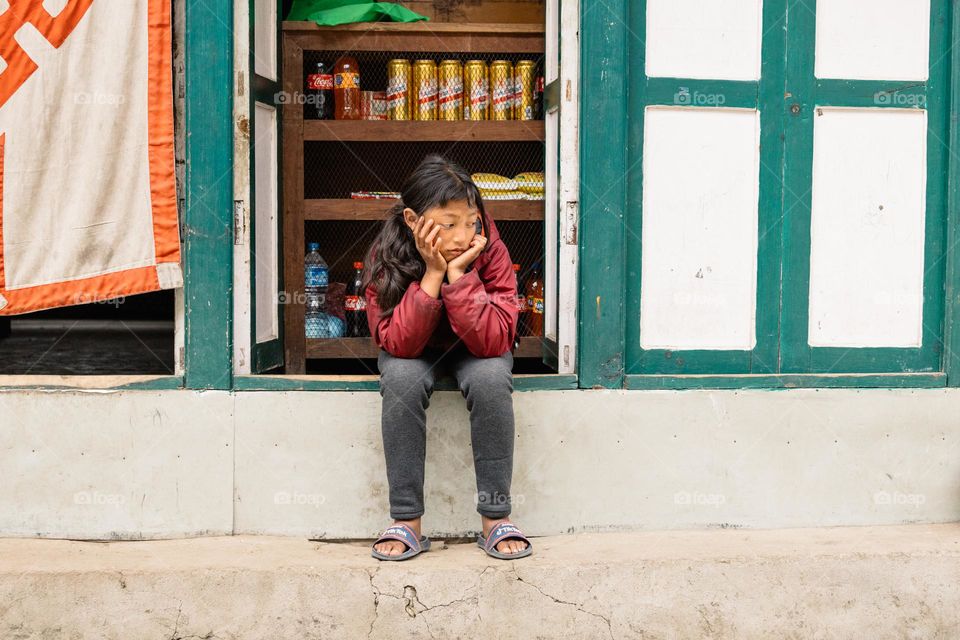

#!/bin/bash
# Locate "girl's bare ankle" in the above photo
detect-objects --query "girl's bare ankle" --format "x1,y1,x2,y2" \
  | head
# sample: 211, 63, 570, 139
393, 517, 422, 533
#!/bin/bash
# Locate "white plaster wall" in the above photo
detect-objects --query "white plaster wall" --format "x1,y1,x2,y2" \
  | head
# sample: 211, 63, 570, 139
1, 388, 959, 539
0, 390, 234, 539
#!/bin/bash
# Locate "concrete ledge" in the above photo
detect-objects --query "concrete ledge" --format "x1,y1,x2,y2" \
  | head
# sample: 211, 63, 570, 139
3, 388, 960, 538
2, 523, 959, 638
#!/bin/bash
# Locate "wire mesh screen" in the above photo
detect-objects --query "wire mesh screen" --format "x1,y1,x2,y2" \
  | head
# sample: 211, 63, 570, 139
304, 141, 543, 199
303, 218, 545, 363
305, 221, 380, 288
301, 50, 546, 122
297, 45, 548, 368
303, 218, 550, 372
305, 220, 543, 292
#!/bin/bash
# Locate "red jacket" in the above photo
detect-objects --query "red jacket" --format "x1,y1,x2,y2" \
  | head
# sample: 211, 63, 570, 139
364, 216, 519, 359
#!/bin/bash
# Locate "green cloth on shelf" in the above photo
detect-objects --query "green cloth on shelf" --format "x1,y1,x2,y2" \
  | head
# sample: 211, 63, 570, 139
286, 0, 428, 26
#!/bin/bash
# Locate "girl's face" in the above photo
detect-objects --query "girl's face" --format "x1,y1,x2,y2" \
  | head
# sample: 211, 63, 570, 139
404, 199, 481, 262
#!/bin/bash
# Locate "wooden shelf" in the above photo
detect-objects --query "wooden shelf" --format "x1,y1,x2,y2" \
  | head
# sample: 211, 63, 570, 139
306, 337, 377, 359
281, 21, 549, 374
306, 336, 545, 359
304, 198, 544, 221
303, 119, 545, 142
283, 21, 545, 54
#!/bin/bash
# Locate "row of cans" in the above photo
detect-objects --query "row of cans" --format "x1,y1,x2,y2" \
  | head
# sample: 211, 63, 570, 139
386, 59, 540, 121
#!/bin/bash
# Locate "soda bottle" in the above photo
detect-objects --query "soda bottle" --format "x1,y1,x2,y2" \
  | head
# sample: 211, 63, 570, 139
513, 263, 527, 336
524, 262, 544, 337
345, 261, 369, 337
333, 55, 361, 120
534, 76, 544, 119
306, 61, 333, 120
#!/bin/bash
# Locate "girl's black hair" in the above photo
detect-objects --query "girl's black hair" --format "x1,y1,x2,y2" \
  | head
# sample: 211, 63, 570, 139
361, 154, 489, 317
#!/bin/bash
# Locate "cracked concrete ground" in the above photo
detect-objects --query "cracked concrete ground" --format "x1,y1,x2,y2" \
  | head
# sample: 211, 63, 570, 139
0, 524, 959, 639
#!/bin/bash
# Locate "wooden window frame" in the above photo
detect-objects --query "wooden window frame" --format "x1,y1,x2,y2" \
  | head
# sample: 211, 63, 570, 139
579, 0, 960, 389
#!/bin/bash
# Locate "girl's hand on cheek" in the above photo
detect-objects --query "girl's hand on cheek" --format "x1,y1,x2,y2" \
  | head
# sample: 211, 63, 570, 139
447, 234, 487, 280
413, 217, 447, 274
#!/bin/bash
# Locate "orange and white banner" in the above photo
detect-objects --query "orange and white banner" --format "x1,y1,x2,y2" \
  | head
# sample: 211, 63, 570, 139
0, 0, 181, 315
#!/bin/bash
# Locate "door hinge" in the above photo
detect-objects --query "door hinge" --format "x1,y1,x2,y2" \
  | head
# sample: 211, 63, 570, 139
234, 200, 245, 245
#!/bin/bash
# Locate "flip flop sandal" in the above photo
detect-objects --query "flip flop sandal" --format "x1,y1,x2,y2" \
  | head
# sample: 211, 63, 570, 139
477, 521, 533, 560
371, 523, 431, 561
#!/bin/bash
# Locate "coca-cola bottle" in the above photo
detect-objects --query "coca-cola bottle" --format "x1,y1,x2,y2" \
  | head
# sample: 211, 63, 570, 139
345, 261, 369, 337
534, 76, 544, 120
306, 62, 333, 120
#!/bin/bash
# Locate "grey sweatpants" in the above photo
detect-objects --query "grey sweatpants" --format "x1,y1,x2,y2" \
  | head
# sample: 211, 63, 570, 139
377, 344, 515, 520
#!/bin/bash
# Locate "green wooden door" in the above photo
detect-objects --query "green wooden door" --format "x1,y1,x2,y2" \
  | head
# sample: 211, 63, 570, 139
779, 2, 948, 374
616, 0, 949, 379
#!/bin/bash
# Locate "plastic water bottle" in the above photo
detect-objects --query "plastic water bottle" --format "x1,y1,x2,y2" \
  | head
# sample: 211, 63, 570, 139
305, 243, 328, 301
305, 294, 323, 338
305, 243, 328, 338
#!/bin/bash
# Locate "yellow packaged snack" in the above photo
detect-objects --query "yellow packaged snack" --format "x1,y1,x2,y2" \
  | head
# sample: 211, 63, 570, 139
479, 188, 526, 201
514, 171, 544, 193
472, 173, 518, 191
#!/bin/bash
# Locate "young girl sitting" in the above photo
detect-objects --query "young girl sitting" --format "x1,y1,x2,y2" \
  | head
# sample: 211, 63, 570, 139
362, 155, 533, 561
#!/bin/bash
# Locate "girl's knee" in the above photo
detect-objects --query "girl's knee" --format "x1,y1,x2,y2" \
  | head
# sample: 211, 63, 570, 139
379, 359, 434, 398
459, 361, 514, 398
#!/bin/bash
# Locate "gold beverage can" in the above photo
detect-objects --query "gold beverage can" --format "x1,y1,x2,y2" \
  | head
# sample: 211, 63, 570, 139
515, 60, 537, 121
438, 59, 463, 121
490, 60, 514, 120
463, 59, 488, 120
386, 58, 411, 120
412, 59, 438, 121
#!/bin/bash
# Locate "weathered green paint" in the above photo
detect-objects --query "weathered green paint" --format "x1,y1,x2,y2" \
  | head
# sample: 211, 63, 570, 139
643, 78, 759, 110
248, 0, 285, 373
779, 0, 815, 374
183, 0, 234, 390
234, 374, 578, 392
234, 376, 381, 391
816, 80, 927, 108
0, 376, 184, 391
112, 376, 185, 391
755, 1, 789, 375
625, 0, 785, 375
512, 374, 578, 391
625, 372, 945, 390
577, 0, 628, 389
947, 2, 960, 387
780, 0, 948, 374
